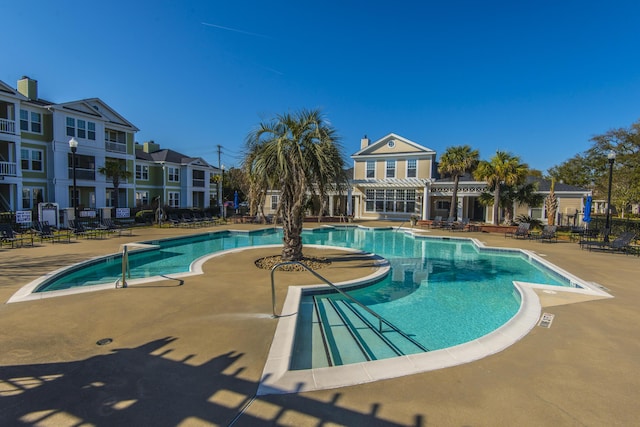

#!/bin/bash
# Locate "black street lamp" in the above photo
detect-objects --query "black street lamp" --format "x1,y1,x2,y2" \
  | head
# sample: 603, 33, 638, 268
603, 150, 616, 243
69, 137, 79, 221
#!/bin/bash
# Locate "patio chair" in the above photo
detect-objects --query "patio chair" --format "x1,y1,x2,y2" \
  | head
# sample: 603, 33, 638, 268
505, 222, 530, 239
0, 223, 34, 248
69, 219, 98, 239
536, 225, 557, 243
33, 221, 71, 243
450, 218, 470, 232
430, 216, 443, 228
583, 231, 637, 254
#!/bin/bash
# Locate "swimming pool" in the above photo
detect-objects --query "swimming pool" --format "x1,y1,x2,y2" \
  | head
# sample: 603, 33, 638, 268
30, 226, 573, 294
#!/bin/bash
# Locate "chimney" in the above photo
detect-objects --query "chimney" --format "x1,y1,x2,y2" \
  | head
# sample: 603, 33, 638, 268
17, 76, 38, 99
360, 135, 370, 149
143, 140, 160, 153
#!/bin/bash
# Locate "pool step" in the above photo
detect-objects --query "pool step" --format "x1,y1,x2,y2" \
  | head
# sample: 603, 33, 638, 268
311, 296, 427, 367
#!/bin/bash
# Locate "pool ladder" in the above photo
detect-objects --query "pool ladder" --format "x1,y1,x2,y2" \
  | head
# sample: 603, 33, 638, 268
115, 245, 130, 288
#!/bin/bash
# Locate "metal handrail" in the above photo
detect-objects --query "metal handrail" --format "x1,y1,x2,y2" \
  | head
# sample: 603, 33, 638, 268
270, 261, 395, 334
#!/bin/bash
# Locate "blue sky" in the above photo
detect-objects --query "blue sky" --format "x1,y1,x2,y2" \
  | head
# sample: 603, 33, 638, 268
3, 1, 639, 173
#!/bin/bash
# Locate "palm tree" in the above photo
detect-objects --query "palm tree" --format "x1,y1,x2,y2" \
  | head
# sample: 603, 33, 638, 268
479, 180, 544, 225
437, 145, 479, 220
474, 151, 528, 225
244, 109, 345, 261
98, 160, 132, 209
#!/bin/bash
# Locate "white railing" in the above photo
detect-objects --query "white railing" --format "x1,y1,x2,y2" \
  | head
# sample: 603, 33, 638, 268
0, 161, 17, 176
105, 142, 127, 153
192, 179, 205, 187
68, 168, 95, 180
0, 118, 16, 134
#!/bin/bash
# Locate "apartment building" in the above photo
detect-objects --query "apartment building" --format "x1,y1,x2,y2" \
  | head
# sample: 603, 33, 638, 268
0, 76, 219, 224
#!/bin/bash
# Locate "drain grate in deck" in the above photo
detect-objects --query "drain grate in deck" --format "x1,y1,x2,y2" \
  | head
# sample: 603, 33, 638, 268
538, 313, 555, 328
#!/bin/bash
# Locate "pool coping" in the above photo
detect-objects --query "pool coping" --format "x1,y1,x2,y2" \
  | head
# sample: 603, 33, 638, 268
257, 227, 614, 395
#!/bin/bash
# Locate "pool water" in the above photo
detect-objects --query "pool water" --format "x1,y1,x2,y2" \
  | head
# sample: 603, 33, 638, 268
33, 226, 579, 367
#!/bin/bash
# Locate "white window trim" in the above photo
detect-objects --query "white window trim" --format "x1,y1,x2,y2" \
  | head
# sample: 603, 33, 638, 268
406, 158, 417, 178
168, 167, 180, 182
67, 116, 97, 140
168, 191, 180, 208
366, 160, 376, 179
21, 148, 44, 172
20, 109, 43, 134
386, 160, 396, 178
136, 164, 149, 180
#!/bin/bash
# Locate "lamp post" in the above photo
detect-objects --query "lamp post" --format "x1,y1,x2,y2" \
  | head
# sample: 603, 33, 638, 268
603, 150, 616, 243
69, 137, 79, 221
159, 161, 166, 227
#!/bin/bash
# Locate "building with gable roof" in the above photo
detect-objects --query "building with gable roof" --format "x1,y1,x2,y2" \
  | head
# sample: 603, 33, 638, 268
0, 76, 220, 223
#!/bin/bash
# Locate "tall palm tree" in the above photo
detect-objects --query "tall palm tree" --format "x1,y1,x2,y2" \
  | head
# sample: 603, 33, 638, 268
437, 145, 479, 220
98, 160, 132, 209
244, 109, 345, 261
474, 151, 528, 225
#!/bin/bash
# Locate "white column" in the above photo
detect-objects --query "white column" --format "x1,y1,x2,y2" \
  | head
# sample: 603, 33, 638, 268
346, 187, 352, 216
328, 195, 334, 216
457, 196, 464, 221
422, 181, 431, 220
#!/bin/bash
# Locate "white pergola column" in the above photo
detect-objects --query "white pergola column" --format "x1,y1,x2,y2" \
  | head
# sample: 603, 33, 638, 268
422, 181, 431, 220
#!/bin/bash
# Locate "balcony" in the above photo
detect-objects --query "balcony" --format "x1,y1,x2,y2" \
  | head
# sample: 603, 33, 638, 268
105, 141, 127, 153
0, 118, 16, 135
0, 161, 17, 176
192, 178, 205, 188
68, 168, 96, 180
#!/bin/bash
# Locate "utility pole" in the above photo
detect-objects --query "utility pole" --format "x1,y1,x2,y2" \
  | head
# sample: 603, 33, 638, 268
217, 145, 223, 218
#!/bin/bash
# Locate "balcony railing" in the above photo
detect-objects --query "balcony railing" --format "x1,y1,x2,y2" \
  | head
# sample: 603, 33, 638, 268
0, 118, 16, 135
192, 178, 205, 188
68, 168, 96, 180
105, 141, 127, 153
0, 161, 17, 176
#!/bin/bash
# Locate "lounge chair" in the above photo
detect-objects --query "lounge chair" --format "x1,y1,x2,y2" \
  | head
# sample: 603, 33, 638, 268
536, 225, 557, 243
32, 221, 71, 243
450, 218, 470, 232
0, 223, 34, 248
430, 216, 443, 228
69, 219, 98, 239
505, 222, 530, 239
583, 231, 637, 254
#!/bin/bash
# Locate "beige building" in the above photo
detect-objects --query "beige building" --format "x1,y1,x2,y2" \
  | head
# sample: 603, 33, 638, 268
260, 132, 591, 225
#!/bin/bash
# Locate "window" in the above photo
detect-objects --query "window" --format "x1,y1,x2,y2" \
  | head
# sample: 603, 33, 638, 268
436, 200, 451, 210
271, 195, 279, 210
366, 161, 375, 178
136, 191, 149, 207
407, 159, 417, 178
168, 167, 179, 182
77, 120, 86, 138
66, 117, 75, 137
386, 160, 396, 178
364, 188, 417, 213
136, 164, 149, 180
106, 189, 114, 207
19, 109, 42, 133
21, 187, 44, 209
20, 149, 43, 171
88, 122, 96, 140
67, 117, 97, 140
168, 191, 180, 208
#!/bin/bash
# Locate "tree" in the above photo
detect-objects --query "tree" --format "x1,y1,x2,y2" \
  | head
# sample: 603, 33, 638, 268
545, 179, 558, 225
98, 160, 132, 209
474, 151, 528, 225
478, 180, 543, 225
547, 118, 640, 216
244, 109, 345, 261
437, 145, 479, 220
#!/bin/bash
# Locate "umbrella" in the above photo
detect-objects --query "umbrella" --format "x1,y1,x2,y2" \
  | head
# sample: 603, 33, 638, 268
233, 191, 239, 210
583, 195, 592, 224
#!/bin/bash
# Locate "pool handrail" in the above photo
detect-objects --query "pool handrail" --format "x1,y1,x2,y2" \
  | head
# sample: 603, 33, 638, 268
270, 261, 428, 352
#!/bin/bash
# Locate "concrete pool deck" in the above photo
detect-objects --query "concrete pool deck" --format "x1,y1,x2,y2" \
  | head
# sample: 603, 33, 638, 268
0, 222, 638, 425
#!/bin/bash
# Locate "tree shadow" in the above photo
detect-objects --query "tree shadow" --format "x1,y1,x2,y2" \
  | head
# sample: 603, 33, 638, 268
0, 337, 424, 426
